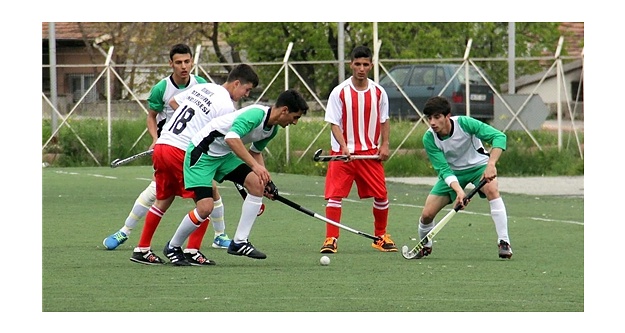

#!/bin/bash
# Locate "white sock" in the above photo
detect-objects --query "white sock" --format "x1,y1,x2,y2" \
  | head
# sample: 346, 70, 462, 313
418, 217, 435, 247
210, 198, 226, 236
122, 181, 156, 235
489, 197, 510, 244
170, 209, 206, 248
233, 194, 263, 243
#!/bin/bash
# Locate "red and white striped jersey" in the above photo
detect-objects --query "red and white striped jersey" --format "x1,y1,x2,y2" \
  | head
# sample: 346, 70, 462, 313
324, 77, 389, 153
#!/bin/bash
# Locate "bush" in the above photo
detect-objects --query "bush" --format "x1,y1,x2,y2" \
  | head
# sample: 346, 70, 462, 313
42, 118, 584, 176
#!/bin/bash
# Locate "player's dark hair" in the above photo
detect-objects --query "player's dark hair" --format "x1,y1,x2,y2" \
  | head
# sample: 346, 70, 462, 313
226, 64, 260, 88
169, 43, 193, 60
351, 45, 373, 61
423, 96, 451, 116
276, 89, 309, 115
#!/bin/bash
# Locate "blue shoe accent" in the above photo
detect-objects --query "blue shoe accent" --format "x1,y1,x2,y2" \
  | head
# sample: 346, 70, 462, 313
212, 233, 232, 249
103, 231, 128, 250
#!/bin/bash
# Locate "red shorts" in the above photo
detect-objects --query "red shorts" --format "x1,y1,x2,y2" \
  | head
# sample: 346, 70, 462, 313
324, 151, 387, 200
152, 144, 195, 200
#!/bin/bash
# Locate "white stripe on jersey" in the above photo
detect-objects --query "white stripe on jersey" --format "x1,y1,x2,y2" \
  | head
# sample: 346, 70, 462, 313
325, 78, 389, 153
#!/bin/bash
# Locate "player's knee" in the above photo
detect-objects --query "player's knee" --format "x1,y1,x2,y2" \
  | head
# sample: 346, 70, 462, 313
138, 181, 157, 206
420, 208, 438, 222
420, 216, 435, 225
245, 176, 264, 196
195, 198, 214, 219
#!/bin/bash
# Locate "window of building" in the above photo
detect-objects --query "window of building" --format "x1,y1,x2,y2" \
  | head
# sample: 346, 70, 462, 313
69, 74, 97, 103
571, 80, 583, 102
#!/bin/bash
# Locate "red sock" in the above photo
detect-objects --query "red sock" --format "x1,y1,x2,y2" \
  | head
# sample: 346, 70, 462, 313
187, 218, 210, 250
373, 199, 389, 236
137, 206, 165, 248
325, 205, 341, 239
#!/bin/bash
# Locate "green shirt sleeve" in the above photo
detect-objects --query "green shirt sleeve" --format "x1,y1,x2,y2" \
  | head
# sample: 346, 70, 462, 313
147, 80, 167, 112
230, 107, 278, 152
457, 116, 507, 150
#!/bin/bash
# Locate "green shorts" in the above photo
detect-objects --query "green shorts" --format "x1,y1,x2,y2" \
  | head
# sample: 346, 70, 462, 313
430, 165, 487, 202
183, 142, 244, 189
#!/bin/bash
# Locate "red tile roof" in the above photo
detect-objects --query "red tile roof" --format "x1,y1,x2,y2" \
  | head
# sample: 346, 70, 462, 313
42, 22, 102, 40
559, 22, 584, 56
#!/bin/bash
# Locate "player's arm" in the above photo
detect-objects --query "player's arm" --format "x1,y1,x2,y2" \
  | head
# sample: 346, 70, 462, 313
378, 120, 390, 160
146, 81, 166, 148
484, 148, 503, 182
146, 110, 159, 148
330, 124, 349, 156
325, 87, 349, 156
378, 86, 391, 160
169, 88, 193, 111
225, 134, 269, 187
168, 97, 180, 111
226, 109, 271, 185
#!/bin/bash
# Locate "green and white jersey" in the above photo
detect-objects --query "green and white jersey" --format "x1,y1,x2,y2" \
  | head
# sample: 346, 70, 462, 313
423, 116, 507, 183
157, 83, 235, 150
190, 104, 278, 157
147, 74, 207, 125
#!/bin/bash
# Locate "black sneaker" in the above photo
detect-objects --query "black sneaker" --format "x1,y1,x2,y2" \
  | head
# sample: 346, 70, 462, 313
130, 248, 165, 265
163, 242, 191, 266
498, 240, 513, 259
184, 250, 216, 266
227, 240, 267, 259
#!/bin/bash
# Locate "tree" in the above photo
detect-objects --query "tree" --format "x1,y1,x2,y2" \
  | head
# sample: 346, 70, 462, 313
78, 22, 569, 101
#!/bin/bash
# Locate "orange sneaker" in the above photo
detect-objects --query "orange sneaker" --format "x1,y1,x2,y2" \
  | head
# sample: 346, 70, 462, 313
372, 234, 398, 252
320, 237, 337, 253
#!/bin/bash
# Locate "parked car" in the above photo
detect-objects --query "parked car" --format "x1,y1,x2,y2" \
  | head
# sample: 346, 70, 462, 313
379, 64, 495, 122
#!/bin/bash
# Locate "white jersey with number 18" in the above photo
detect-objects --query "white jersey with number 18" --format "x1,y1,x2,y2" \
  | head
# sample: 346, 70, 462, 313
156, 83, 235, 151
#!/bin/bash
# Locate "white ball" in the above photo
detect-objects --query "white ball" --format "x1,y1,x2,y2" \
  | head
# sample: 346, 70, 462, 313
320, 255, 330, 266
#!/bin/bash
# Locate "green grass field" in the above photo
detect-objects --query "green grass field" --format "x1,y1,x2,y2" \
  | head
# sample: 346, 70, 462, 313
41, 165, 585, 328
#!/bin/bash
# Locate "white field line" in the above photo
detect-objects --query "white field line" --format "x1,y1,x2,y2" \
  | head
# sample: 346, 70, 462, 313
52, 171, 583, 226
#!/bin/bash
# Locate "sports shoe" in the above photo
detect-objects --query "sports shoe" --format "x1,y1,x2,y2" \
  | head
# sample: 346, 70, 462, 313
212, 233, 232, 249
129, 248, 165, 265
498, 240, 513, 259
371, 234, 398, 252
414, 246, 432, 259
320, 237, 337, 253
163, 242, 191, 266
227, 240, 267, 259
184, 250, 216, 266
103, 231, 128, 250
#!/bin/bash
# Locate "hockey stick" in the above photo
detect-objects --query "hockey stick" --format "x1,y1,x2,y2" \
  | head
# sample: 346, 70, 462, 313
110, 149, 154, 168
234, 182, 265, 216
273, 193, 382, 242
313, 149, 379, 162
401, 178, 489, 259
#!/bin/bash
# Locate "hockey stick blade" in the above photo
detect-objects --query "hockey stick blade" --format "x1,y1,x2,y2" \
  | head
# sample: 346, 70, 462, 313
401, 178, 489, 259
